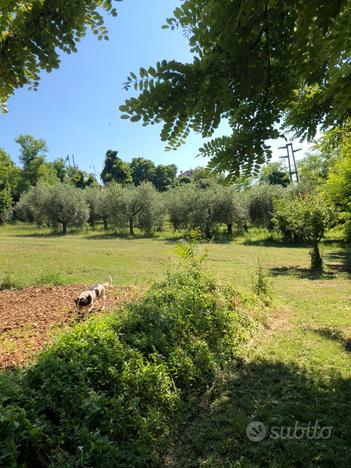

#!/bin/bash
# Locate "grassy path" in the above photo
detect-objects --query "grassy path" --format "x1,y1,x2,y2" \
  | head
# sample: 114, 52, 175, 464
168, 254, 351, 467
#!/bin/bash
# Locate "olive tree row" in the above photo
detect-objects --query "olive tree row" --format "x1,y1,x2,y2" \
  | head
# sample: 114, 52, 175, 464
167, 184, 248, 238
16, 182, 165, 235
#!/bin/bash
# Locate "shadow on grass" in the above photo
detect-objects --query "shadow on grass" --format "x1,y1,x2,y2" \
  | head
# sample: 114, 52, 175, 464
170, 360, 351, 467
243, 237, 307, 248
326, 251, 351, 276
11, 231, 66, 238
269, 266, 336, 280
310, 327, 351, 353
244, 238, 345, 249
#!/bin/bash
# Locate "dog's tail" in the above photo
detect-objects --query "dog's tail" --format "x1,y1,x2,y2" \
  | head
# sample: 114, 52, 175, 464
103, 275, 113, 288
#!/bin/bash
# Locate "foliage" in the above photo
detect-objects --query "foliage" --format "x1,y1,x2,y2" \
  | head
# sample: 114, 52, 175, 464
0, 0, 119, 112
297, 152, 332, 190
101, 150, 132, 186
15, 135, 59, 191
84, 186, 104, 229
259, 162, 290, 187
103, 182, 164, 235
0, 186, 13, 224
248, 184, 283, 229
120, 0, 351, 176
130, 157, 156, 185
322, 121, 351, 241
152, 163, 178, 191
168, 184, 248, 238
43, 184, 89, 233
0, 148, 21, 202
15, 184, 49, 225
66, 167, 98, 189
252, 260, 272, 303
134, 183, 165, 234
0, 267, 250, 466
273, 194, 336, 270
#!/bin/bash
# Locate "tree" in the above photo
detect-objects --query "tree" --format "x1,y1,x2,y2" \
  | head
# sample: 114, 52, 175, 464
167, 184, 245, 238
120, 0, 351, 176
0, 186, 13, 224
52, 158, 68, 182
152, 164, 177, 191
0, 148, 21, 202
84, 186, 104, 229
135, 183, 165, 233
43, 184, 89, 234
15, 135, 59, 190
322, 122, 351, 241
130, 157, 156, 185
103, 183, 128, 231
16, 184, 49, 226
248, 184, 284, 229
259, 162, 290, 187
15, 135, 48, 168
101, 150, 132, 186
123, 183, 162, 236
67, 167, 98, 188
216, 186, 249, 235
101, 182, 163, 235
273, 194, 336, 271
0, 1, 119, 112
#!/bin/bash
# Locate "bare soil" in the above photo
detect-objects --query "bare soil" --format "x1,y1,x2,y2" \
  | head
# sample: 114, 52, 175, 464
0, 284, 144, 370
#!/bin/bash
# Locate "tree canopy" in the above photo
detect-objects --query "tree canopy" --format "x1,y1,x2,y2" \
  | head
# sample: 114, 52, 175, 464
0, 0, 119, 112
120, 0, 351, 177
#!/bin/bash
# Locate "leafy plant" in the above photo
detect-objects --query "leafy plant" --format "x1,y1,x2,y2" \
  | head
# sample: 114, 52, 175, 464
0, 264, 254, 466
273, 194, 336, 271
252, 260, 272, 303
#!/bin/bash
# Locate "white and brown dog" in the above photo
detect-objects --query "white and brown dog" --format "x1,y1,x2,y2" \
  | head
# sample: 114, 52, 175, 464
74, 276, 113, 314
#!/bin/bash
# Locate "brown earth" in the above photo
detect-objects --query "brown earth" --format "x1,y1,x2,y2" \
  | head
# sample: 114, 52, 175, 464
0, 284, 145, 370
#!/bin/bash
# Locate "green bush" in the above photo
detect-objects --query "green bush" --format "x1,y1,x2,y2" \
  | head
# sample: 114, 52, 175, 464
0, 268, 251, 467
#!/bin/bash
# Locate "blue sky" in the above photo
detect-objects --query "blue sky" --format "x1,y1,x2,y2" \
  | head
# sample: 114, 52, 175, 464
0, 0, 311, 177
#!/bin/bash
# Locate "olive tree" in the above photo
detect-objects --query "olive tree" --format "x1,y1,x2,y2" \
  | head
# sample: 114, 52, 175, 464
16, 184, 49, 226
84, 186, 105, 229
248, 184, 284, 229
168, 184, 247, 238
43, 184, 89, 234
123, 183, 165, 235
102, 183, 128, 231
273, 194, 336, 271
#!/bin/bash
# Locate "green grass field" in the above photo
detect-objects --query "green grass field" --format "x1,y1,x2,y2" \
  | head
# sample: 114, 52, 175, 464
1, 223, 350, 465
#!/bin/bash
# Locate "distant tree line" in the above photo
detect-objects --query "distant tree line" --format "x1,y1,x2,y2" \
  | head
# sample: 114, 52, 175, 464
2, 124, 350, 272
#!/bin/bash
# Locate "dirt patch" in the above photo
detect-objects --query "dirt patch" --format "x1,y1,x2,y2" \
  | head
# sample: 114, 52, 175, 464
0, 284, 145, 370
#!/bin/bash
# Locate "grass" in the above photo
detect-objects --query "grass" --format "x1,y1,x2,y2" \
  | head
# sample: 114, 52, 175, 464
0, 223, 350, 465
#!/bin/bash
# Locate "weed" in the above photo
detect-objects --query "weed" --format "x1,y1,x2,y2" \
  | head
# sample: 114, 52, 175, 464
35, 271, 68, 286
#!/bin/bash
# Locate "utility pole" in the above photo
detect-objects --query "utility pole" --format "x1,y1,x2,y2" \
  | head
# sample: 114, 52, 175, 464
278, 141, 301, 183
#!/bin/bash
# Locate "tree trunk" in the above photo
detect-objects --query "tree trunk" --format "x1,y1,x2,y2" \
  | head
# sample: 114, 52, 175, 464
129, 217, 135, 236
103, 217, 108, 231
62, 222, 67, 235
227, 223, 233, 235
310, 242, 323, 271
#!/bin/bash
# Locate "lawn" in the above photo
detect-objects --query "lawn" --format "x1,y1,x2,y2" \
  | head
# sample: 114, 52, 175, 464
0, 223, 350, 465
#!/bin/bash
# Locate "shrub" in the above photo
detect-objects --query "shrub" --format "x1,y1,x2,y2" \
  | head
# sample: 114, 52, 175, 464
0, 267, 251, 466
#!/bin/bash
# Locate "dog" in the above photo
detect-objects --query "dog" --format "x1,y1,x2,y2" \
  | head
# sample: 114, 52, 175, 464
74, 276, 113, 314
